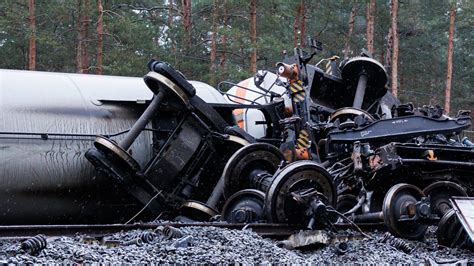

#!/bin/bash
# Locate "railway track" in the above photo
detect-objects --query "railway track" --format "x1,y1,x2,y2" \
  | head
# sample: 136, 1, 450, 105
0, 223, 300, 239
0, 222, 382, 239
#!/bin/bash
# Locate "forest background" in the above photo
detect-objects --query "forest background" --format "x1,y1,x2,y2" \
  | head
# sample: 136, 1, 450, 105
0, 0, 472, 118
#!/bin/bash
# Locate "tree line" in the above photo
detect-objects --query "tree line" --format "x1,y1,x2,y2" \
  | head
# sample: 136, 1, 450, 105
0, 0, 472, 115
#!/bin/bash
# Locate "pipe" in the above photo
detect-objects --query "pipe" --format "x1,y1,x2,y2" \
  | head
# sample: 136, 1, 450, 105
352, 211, 383, 223
401, 159, 474, 168
119, 91, 166, 149
207, 168, 273, 209
249, 170, 274, 192
352, 74, 367, 109
206, 175, 225, 208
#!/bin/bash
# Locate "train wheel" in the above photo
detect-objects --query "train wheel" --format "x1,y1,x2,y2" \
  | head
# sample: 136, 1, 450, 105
336, 194, 359, 214
382, 183, 428, 239
222, 143, 283, 199
93, 135, 141, 173
264, 161, 336, 225
221, 189, 265, 223
423, 181, 467, 216
329, 107, 375, 123
179, 200, 219, 222
144, 71, 191, 106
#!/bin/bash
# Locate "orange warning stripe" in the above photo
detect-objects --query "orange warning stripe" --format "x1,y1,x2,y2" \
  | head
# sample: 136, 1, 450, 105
232, 79, 250, 129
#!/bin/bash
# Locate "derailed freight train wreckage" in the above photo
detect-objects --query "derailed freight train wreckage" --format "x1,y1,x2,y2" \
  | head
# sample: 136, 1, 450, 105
0, 41, 473, 250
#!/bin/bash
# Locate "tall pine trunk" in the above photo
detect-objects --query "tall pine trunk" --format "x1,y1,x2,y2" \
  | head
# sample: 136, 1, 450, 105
209, 0, 218, 86
181, 0, 192, 49
444, 2, 457, 115
293, 1, 305, 49
293, 3, 301, 48
76, 0, 82, 72
168, 0, 176, 54
300, 0, 306, 48
343, 2, 357, 59
82, 0, 90, 73
219, 0, 228, 69
76, 0, 90, 73
390, 0, 399, 97
384, 27, 393, 74
366, 0, 375, 55
249, 0, 257, 73
96, 0, 103, 75
28, 0, 36, 70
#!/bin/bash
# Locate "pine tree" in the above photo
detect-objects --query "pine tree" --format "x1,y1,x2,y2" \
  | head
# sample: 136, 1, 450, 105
444, 1, 457, 114
344, 2, 357, 59
390, 0, 399, 97
96, 0, 103, 75
209, 0, 218, 86
366, 0, 376, 55
28, 0, 36, 70
249, 0, 257, 73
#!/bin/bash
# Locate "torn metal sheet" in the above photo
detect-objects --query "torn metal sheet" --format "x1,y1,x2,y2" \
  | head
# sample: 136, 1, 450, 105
451, 197, 474, 242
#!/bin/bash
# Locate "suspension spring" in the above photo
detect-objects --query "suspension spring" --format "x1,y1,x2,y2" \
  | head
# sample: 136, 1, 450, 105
20, 234, 47, 255
162, 225, 184, 240
381, 232, 414, 254
139, 231, 157, 244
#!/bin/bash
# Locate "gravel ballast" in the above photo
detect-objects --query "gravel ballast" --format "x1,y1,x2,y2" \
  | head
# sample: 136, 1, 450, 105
0, 226, 472, 264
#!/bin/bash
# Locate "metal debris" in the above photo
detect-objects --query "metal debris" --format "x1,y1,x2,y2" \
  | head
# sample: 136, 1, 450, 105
279, 230, 364, 250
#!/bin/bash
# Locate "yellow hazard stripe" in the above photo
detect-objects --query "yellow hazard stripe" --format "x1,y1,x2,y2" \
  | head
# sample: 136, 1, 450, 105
296, 130, 310, 148
290, 86, 300, 93
289, 80, 306, 102
292, 82, 304, 91
290, 86, 304, 93
299, 135, 309, 142
293, 94, 305, 102
296, 139, 310, 148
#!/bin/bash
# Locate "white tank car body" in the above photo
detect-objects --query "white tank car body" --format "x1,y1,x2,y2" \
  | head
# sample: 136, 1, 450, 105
225, 71, 289, 138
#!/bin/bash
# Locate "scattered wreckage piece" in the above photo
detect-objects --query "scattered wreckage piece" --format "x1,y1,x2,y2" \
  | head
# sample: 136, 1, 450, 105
437, 197, 474, 250
279, 230, 364, 250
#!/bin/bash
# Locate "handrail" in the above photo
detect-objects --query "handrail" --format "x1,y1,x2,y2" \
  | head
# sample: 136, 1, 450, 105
216, 74, 284, 106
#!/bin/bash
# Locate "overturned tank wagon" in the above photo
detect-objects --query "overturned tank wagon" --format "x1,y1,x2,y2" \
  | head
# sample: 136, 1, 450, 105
0, 66, 257, 224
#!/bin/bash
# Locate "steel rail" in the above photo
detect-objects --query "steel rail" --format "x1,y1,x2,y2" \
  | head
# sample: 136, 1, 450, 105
0, 223, 301, 238
0, 222, 383, 240
0, 222, 383, 239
